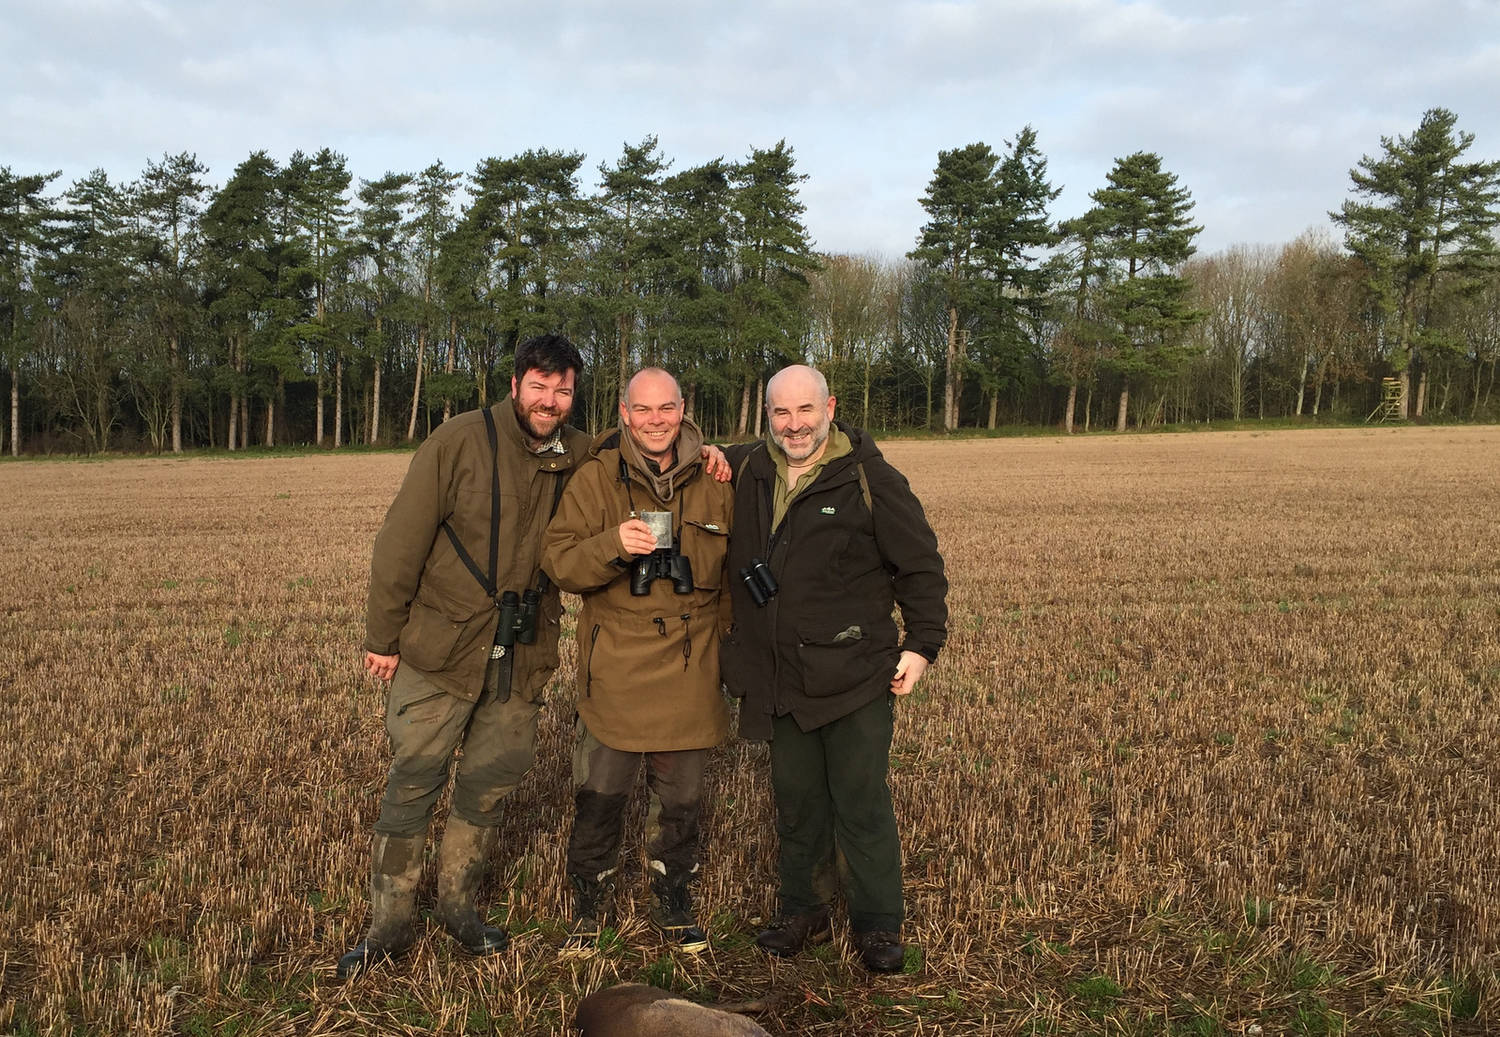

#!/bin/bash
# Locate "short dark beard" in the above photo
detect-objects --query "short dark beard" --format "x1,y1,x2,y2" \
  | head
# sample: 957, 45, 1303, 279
514, 398, 563, 444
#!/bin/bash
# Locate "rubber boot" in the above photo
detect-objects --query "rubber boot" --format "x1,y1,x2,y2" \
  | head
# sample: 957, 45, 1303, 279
434, 816, 510, 955
336, 831, 426, 979
649, 866, 709, 954
563, 872, 615, 955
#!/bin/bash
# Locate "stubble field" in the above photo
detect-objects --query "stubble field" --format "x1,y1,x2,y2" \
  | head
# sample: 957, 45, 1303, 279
2, 426, 1498, 1035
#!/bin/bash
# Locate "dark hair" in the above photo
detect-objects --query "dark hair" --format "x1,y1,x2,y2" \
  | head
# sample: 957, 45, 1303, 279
514, 334, 583, 381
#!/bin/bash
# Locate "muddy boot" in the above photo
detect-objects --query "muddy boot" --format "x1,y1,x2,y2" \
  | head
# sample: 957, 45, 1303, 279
336, 831, 426, 979
649, 870, 709, 954
755, 904, 832, 957
434, 816, 510, 956
853, 929, 906, 973
563, 872, 614, 955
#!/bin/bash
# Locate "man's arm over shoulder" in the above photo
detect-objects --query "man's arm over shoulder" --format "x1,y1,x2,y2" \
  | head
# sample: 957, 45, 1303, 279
366, 436, 452, 655
721, 441, 759, 476
866, 454, 948, 662
541, 460, 632, 594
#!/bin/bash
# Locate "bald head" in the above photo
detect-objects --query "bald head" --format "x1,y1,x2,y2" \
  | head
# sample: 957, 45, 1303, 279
624, 367, 682, 407
765, 364, 836, 464
765, 365, 829, 410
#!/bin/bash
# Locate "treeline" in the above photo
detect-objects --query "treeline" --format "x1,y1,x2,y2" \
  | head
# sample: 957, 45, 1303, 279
2, 109, 1498, 455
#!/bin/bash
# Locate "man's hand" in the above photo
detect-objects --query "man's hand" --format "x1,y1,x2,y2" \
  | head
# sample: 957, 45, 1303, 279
618, 517, 658, 558
701, 444, 732, 483
890, 651, 929, 696
365, 651, 399, 682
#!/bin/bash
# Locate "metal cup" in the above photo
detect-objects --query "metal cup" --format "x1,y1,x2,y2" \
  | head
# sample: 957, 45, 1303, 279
640, 510, 673, 550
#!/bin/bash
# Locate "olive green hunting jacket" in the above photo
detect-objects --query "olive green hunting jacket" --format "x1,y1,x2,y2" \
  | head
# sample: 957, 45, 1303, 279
365, 398, 590, 703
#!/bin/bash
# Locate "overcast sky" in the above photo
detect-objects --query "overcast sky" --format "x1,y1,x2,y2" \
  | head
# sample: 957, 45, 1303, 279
5, 0, 1499, 260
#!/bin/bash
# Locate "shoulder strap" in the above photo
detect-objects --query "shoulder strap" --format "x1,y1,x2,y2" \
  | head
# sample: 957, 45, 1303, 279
855, 461, 873, 514
440, 407, 502, 603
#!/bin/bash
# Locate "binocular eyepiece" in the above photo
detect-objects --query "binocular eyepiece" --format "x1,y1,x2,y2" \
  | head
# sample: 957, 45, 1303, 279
495, 588, 541, 646
739, 558, 777, 607
630, 548, 694, 596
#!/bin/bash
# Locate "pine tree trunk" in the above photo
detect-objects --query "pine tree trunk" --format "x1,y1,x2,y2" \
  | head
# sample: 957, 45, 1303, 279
10, 376, 19, 456
1398, 368, 1411, 419
684, 382, 696, 422
943, 306, 960, 432
736, 373, 752, 436
1415, 367, 1428, 418
407, 327, 425, 441
1115, 383, 1129, 433
371, 356, 382, 445
987, 392, 997, 430
753, 378, 765, 439
444, 317, 457, 424
1083, 384, 1093, 433
334, 356, 344, 448
239, 395, 250, 449
315, 355, 325, 446
616, 311, 632, 402
1064, 382, 1077, 434
170, 332, 183, 453
265, 396, 274, 446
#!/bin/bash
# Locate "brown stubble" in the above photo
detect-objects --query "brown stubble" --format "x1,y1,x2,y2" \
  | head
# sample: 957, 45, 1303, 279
1, 426, 1497, 1034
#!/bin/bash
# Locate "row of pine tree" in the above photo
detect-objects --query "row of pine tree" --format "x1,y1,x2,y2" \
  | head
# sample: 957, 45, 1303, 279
1, 109, 1497, 454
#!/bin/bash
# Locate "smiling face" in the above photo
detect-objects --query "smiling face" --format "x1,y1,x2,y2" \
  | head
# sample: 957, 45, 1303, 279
621, 369, 684, 467
767, 366, 837, 464
511, 367, 577, 444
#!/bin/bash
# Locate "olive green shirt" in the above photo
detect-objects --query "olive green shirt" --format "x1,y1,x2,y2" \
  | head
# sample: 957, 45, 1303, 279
770, 425, 853, 531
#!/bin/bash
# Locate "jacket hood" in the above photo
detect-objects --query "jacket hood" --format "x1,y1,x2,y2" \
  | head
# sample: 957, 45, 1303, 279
591, 417, 706, 503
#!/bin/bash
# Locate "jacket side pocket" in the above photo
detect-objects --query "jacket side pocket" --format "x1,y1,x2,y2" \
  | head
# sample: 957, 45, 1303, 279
795, 621, 890, 698
397, 598, 466, 673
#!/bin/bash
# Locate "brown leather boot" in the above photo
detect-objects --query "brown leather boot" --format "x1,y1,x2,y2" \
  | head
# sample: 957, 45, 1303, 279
434, 817, 510, 955
754, 904, 832, 957
853, 929, 906, 973
336, 831, 426, 979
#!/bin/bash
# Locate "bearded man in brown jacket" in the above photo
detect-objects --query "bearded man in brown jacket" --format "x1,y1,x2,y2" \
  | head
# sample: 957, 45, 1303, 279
542, 368, 734, 954
337, 335, 591, 978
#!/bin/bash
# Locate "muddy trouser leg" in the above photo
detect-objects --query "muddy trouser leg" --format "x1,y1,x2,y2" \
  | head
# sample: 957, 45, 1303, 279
449, 657, 543, 827
643, 748, 709, 883
341, 665, 473, 976
566, 721, 642, 882
769, 711, 837, 917
821, 694, 903, 934
375, 665, 478, 838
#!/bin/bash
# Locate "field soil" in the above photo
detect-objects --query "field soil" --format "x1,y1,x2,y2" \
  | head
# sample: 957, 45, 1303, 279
2, 426, 1497, 1035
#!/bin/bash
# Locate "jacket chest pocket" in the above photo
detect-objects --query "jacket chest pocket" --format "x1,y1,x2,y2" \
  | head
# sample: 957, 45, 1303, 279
680, 519, 729, 591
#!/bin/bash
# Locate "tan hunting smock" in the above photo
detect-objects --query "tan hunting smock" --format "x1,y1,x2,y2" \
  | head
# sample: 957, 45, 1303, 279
542, 419, 732, 752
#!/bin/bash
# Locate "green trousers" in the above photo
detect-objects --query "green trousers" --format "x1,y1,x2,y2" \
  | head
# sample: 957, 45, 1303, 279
770, 693, 903, 933
375, 659, 540, 836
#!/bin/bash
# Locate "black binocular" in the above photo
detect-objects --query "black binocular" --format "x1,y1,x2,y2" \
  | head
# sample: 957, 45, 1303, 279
739, 558, 778, 607
630, 548, 694, 596
495, 588, 541, 646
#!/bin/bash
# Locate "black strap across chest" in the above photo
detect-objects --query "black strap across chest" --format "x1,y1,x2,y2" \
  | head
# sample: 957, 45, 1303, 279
441, 407, 564, 604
